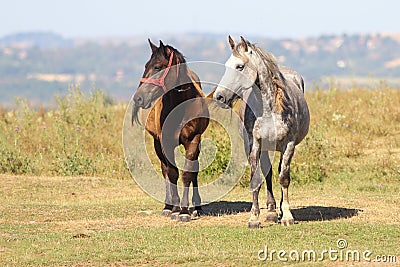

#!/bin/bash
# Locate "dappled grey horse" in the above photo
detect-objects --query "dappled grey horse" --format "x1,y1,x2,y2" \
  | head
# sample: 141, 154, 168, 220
214, 36, 310, 228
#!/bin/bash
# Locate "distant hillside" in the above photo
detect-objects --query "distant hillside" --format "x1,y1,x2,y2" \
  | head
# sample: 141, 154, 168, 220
0, 32, 73, 49
0, 32, 400, 105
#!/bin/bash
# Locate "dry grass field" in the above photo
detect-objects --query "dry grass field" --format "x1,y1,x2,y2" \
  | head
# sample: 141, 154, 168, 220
1, 86, 399, 265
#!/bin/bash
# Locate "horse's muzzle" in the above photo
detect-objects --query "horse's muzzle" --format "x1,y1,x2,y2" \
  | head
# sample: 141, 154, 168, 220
214, 92, 231, 109
133, 94, 144, 107
134, 94, 152, 109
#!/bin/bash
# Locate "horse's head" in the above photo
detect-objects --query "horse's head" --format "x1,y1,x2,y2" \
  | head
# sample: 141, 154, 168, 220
214, 36, 258, 108
132, 39, 185, 123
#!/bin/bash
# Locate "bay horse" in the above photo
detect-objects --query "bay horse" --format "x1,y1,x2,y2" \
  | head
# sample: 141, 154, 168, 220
213, 36, 310, 228
132, 39, 209, 222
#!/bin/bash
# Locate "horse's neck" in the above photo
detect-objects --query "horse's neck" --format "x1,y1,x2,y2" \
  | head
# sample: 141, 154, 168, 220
163, 82, 194, 107
160, 69, 200, 116
255, 61, 277, 115
163, 89, 183, 108
176, 73, 200, 99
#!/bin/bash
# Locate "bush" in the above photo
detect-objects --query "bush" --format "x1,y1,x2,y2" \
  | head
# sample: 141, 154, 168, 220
0, 85, 128, 178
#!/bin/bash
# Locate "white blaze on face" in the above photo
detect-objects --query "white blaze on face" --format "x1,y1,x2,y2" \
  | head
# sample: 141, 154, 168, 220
216, 54, 249, 97
214, 46, 259, 106
221, 54, 245, 89
225, 53, 243, 71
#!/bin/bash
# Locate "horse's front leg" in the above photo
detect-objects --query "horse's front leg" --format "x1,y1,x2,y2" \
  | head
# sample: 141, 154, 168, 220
191, 173, 203, 218
180, 134, 202, 222
279, 141, 295, 226
154, 138, 181, 218
248, 137, 263, 229
260, 151, 278, 223
161, 163, 181, 218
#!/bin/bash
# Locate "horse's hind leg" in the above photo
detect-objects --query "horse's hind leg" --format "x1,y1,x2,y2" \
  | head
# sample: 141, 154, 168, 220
190, 134, 202, 215
180, 134, 202, 222
260, 151, 278, 223
279, 141, 295, 226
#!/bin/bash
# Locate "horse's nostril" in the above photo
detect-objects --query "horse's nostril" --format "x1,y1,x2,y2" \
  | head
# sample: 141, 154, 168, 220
216, 94, 225, 103
134, 95, 144, 106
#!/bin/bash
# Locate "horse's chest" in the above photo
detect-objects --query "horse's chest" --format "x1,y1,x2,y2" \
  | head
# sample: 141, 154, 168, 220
253, 115, 289, 144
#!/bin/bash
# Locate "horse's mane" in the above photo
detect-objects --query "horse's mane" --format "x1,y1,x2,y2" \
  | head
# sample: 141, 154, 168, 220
164, 45, 206, 97
235, 42, 287, 112
153, 44, 187, 68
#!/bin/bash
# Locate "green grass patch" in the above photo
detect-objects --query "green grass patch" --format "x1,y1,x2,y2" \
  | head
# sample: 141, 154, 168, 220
0, 175, 399, 266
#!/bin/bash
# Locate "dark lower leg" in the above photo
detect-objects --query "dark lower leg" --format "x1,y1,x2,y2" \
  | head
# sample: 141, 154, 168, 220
179, 171, 193, 222
164, 165, 180, 214
182, 136, 201, 218
192, 176, 202, 209
162, 164, 173, 213
154, 139, 180, 215
180, 184, 190, 215
181, 160, 198, 214
260, 151, 276, 211
266, 173, 276, 211
266, 168, 278, 222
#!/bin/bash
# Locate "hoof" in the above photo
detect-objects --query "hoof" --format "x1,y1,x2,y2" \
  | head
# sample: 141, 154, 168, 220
266, 211, 279, 223
281, 218, 294, 226
161, 209, 172, 217
191, 210, 200, 219
178, 214, 191, 222
170, 212, 180, 220
248, 221, 261, 229
191, 209, 204, 219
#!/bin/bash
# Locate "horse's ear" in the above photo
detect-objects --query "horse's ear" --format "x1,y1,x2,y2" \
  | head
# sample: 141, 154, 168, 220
240, 36, 248, 52
148, 38, 157, 53
228, 35, 235, 50
159, 40, 165, 48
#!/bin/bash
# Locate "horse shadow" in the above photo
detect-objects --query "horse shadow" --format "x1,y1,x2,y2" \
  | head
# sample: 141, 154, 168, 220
202, 201, 361, 221
202, 201, 252, 216
291, 206, 361, 221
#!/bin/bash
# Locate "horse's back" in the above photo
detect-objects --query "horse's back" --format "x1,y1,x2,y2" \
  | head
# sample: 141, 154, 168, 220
279, 65, 305, 93
280, 66, 310, 145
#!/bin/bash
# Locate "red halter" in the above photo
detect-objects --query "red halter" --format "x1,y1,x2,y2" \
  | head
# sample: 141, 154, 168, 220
140, 51, 176, 93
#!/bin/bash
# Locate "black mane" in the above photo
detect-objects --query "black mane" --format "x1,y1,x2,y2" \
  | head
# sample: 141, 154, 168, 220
152, 43, 186, 65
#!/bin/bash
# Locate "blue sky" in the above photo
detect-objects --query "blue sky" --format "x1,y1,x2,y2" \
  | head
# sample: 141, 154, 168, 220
1, 0, 399, 39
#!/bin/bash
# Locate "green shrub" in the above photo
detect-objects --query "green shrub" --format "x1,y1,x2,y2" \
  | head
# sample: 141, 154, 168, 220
0, 85, 128, 178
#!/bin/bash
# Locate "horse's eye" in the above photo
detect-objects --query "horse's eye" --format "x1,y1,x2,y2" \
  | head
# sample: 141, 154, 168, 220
236, 64, 244, 71
154, 65, 162, 71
